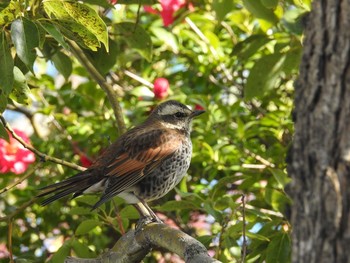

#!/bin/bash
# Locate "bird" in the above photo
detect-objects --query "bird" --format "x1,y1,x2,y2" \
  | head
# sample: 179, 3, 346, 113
38, 100, 205, 221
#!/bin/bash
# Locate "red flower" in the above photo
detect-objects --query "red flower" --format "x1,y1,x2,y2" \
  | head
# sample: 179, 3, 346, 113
79, 154, 93, 168
153, 78, 169, 99
145, 0, 186, 27
194, 104, 205, 111
0, 129, 35, 174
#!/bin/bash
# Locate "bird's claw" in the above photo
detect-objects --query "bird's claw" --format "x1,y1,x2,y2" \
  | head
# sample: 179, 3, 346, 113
135, 216, 163, 231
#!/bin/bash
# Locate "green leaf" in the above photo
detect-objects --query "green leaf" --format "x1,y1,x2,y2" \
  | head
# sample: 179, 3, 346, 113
231, 34, 271, 60
0, 122, 9, 142
39, 21, 69, 50
75, 219, 101, 235
71, 239, 96, 258
43, 0, 108, 51
10, 66, 30, 105
119, 206, 139, 219
61, 1, 108, 51
212, 0, 235, 21
68, 206, 92, 215
243, 0, 278, 24
49, 239, 72, 263
11, 18, 39, 72
261, 0, 278, 9
51, 51, 72, 79
0, 92, 7, 113
157, 200, 199, 212
244, 53, 286, 99
86, 39, 118, 75
265, 188, 291, 213
266, 233, 291, 263
0, 0, 21, 26
54, 19, 100, 51
0, 31, 14, 94
269, 168, 291, 188
116, 22, 152, 61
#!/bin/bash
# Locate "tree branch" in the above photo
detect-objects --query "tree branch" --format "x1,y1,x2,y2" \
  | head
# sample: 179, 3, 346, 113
65, 223, 221, 263
67, 40, 127, 134
0, 114, 85, 172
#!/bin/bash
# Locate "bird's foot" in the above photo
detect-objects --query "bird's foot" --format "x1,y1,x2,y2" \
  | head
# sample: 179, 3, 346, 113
135, 215, 163, 231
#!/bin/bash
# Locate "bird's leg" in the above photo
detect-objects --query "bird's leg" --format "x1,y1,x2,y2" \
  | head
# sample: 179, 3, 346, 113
133, 201, 163, 230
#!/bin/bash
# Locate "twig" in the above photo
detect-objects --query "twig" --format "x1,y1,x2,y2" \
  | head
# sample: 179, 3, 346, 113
8, 219, 14, 263
0, 198, 38, 222
124, 70, 153, 88
67, 40, 126, 134
0, 162, 42, 195
244, 148, 275, 168
0, 115, 85, 172
241, 195, 247, 263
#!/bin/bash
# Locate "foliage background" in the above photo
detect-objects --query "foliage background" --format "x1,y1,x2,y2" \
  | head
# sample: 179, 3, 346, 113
0, 0, 310, 262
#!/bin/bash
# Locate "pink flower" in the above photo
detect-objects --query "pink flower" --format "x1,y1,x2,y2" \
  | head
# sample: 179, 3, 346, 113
0, 129, 35, 174
145, 0, 186, 27
153, 78, 169, 99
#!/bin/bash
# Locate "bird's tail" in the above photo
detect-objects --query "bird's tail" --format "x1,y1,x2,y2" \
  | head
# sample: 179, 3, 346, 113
37, 170, 102, 206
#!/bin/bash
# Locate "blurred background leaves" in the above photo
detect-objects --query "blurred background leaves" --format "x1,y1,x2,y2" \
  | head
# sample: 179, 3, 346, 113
0, 0, 309, 262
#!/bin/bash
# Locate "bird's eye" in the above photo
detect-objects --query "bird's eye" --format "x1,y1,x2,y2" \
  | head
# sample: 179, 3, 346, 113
174, 112, 186, 118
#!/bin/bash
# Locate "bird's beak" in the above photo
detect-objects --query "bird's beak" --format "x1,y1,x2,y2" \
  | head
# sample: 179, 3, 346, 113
190, 110, 205, 118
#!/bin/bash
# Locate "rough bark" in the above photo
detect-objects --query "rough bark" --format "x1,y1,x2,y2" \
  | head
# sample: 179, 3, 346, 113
287, 0, 350, 262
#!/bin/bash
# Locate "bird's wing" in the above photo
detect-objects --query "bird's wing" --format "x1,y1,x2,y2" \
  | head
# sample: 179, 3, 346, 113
92, 128, 182, 208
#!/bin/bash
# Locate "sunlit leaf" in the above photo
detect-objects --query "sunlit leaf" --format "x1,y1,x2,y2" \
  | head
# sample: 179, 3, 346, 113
245, 53, 286, 99
0, 0, 20, 26
243, 0, 278, 24
75, 219, 101, 235
43, 0, 108, 51
266, 232, 291, 263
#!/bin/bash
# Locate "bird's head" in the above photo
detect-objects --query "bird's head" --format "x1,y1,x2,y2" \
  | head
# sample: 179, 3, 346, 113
149, 100, 205, 133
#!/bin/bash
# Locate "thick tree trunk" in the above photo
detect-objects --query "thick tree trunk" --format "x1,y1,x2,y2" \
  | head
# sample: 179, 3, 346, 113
287, 0, 350, 262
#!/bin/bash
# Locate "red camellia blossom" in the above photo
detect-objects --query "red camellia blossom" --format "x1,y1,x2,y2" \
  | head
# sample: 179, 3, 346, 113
153, 77, 169, 99
0, 129, 35, 174
194, 104, 205, 111
145, 0, 186, 27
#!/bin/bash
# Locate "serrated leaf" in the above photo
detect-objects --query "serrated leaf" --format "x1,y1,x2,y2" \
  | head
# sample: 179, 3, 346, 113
39, 21, 69, 50
266, 233, 291, 263
54, 19, 100, 51
51, 51, 72, 79
116, 22, 152, 61
11, 18, 39, 72
61, 1, 108, 51
0, 1, 21, 26
0, 122, 9, 142
245, 53, 286, 99
10, 66, 30, 105
0, 31, 14, 94
75, 219, 101, 235
43, 0, 108, 51
243, 0, 278, 24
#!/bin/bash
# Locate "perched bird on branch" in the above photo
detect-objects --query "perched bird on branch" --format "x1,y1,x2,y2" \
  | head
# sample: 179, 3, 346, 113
38, 100, 205, 221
